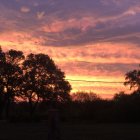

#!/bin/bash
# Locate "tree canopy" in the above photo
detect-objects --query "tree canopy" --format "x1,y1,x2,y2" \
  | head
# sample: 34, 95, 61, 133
0, 47, 71, 118
124, 65, 140, 92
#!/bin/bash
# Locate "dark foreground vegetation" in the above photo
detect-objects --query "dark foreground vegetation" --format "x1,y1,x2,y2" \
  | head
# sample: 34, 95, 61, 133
2, 90, 140, 123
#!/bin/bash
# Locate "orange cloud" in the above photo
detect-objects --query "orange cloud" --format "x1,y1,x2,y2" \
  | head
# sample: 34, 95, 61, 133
42, 16, 96, 33
1, 40, 139, 98
20, 6, 30, 13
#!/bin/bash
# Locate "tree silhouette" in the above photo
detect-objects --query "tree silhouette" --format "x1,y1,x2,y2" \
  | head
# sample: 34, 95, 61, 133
0, 48, 24, 118
0, 47, 71, 119
113, 91, 128, 102
21, 53, 71, 117
72, 91, 100, 102
124, 65, 140, 92
0, 47, 6, 118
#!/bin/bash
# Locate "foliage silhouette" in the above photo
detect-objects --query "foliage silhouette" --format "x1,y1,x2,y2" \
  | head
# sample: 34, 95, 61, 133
21, 53, 71, 117
0, 47, 24, 118
124, 65, 140, 91
71, 91, 100, 102
0, 47, 71, 120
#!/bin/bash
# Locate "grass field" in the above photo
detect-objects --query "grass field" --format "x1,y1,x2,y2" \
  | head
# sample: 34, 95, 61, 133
0, 121, 140, 140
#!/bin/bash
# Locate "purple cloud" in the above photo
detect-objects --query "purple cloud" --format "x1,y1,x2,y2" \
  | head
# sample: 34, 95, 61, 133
0, 0, 140, 46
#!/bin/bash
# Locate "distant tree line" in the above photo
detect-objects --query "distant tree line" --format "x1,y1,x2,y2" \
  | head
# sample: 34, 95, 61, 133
62, 65, 140, 123
62, 90, 140, 123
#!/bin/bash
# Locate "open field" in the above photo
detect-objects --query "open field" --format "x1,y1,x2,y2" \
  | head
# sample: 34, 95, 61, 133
0, 121, 140, 140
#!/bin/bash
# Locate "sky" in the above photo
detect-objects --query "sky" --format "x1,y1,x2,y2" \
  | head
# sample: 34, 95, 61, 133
0, 0, 140, 98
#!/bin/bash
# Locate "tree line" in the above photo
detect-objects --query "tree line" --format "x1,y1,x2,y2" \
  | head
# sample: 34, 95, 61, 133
64, 65, 140, 123
0, 47, 140, 123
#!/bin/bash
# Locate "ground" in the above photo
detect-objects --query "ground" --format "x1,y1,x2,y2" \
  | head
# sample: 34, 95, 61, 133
0, 121, 140, 140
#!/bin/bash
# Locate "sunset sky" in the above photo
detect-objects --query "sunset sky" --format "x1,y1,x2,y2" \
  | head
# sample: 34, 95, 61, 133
0, 0, 140, 98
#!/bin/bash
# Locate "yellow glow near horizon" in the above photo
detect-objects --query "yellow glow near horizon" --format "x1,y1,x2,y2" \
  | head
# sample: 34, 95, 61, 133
0, 41, 138, 99
66, 75, 131, 99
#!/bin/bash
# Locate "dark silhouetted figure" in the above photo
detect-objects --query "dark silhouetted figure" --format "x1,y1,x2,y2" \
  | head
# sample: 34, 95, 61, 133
47, 101, 61, 140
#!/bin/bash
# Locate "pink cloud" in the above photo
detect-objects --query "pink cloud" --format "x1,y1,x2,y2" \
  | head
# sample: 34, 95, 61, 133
20, 6, 30, 13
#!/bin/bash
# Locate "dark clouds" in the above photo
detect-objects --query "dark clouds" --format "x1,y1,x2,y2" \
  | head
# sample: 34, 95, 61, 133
59, 61, 139, 76
0, 0, 140, 46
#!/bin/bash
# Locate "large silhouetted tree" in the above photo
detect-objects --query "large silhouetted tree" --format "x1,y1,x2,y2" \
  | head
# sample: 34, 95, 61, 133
124, 65, 140, 92
0, 47, 6, 118
0, 48, 24, 118
0, 47, 71, 119
21, 53, 71, 117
